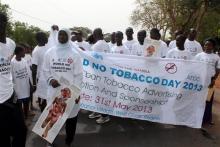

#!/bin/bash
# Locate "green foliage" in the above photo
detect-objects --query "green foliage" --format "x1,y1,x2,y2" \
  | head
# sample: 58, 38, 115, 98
11, 21, 42, 47
198, 11, 220, 42
0, 3, 8, 13
131, 0, 220, 41
0, 3, 13, 36
0, 2, 44, 47
131, 0, 169, 39
104, 33, 111, 42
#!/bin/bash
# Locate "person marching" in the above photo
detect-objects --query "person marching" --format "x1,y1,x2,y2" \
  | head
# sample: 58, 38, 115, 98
131, 30, 147, 56
11, 46, 32, 119
166, 34, 192, 60
89, 28, 111, 124
124, 27, 137, 54
0, 12, 27, 147
185, 28, 203, 57
111, 31, 129, 54
43, 28, 83, 147
194, 38, 220, 125
32, 32, 49, 112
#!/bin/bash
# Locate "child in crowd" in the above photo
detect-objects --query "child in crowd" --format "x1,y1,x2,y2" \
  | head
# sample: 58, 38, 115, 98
11, 46, 32, 119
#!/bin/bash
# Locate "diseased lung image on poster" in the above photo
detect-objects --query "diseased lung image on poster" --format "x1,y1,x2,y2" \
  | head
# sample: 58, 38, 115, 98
41, 88, 71, 138
32, 78, 80, 143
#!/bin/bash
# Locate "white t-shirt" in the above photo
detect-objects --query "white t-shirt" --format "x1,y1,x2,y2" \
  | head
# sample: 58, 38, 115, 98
75, 41, 91, 51
166, 47, 192, 60
108, 42, 115, 50
0, 38, 15, 103
194, 52, 220, 77
11, 58, 30, 99
160, 40, 169, 57
43, 44, 83, 118
87, 43, 93, 50
131, 42, 146, 56
169, 40, 176, 50
123, 39, 137, 54
32, 45, 49, 99
184, 39, 203, 57
24, 54, 32, 67
111, 45, 129, 55
92, 40, 110, 53
144, 39, 168, 58
32, 45, 49, 79
24, 54, 32, 84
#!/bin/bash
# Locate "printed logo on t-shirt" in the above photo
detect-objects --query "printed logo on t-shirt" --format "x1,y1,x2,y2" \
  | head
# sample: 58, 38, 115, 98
189, 47, 197, 52
92, 52, 103, 60
15, 67, 28, 79
51, 58, 73, 73
145, 45, 156, 57
58, 58, 67, 62
198, 58, 216, 66
172, 56, 187, 60
0, 57, 11, 75
67, 58, 73, 64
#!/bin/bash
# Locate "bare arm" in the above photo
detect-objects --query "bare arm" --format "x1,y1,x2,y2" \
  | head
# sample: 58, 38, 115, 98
32, 64, 37, 86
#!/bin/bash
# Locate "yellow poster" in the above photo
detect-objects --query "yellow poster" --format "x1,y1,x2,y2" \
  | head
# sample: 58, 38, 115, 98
214, 75, 220, 103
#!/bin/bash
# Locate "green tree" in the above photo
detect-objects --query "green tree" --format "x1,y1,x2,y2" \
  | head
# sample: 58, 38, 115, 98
11, 21, 42, 47
198, 11, 220, 42
131, 0, 220, 41
0, 3, 13, 36
131, 0, 169, 39
1, 2, 44, 47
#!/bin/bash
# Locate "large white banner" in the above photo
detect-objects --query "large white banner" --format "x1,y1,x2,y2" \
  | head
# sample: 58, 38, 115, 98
79, 51, 210, 128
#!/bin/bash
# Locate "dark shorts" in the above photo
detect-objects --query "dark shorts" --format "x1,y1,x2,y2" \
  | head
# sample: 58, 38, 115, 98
17, 97, 30, 103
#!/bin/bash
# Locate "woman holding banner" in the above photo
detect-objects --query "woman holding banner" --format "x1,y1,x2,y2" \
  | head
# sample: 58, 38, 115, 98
194, 38, 220, 125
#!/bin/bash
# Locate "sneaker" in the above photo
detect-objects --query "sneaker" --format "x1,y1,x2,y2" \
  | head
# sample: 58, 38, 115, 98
88, 112, 101, 119
209, 122, 215, 125
96, 116, 110, 124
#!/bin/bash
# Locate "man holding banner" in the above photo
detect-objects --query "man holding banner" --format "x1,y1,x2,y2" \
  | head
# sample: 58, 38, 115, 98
89, 28, 111, 124
144, 28, 168, 58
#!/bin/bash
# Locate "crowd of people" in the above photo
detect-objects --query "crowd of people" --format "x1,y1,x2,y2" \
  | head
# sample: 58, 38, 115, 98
0, 11, 220, 147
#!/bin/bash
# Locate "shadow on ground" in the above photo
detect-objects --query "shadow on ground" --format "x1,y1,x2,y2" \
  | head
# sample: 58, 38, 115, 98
27, 106, 220, 147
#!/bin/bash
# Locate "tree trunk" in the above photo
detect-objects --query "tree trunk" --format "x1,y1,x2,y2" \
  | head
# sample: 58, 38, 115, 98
195, 0, 209, 32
